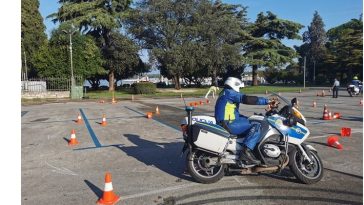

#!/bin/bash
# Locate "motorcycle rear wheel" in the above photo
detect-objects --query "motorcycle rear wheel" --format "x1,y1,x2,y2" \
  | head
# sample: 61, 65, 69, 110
186, 151, 225, 184
289, 149, 324, 184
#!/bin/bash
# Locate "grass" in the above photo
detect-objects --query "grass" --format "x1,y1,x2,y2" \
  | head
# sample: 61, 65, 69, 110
84, 86, 304, 99
21, 86, 304, 105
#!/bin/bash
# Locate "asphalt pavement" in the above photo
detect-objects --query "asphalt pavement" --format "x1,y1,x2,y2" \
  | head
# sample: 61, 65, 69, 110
21, 89, 363, 205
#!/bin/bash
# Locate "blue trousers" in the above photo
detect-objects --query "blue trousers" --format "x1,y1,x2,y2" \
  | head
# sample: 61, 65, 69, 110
226, 116, 262, 150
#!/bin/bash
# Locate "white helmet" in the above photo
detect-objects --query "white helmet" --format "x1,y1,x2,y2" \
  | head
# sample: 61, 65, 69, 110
224, 77, 245, 92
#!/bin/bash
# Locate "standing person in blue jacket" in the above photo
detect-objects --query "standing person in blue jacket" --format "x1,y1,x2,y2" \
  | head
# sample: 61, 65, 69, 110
215, 77, 273, 165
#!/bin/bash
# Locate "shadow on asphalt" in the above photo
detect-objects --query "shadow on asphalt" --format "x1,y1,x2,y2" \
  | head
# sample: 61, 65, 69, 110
115, 134, 192, 182
159, 186, 362, 205
84, 180, 103, 198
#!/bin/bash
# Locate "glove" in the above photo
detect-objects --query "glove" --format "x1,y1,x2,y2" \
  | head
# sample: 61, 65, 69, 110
268, 97, 280, 108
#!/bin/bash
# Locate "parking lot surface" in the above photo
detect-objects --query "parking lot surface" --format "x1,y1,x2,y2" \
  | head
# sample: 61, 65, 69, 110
22, 90, 363, 205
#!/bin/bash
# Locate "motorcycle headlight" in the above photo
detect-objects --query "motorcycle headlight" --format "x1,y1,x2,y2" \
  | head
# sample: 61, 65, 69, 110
292, 107, 303, 119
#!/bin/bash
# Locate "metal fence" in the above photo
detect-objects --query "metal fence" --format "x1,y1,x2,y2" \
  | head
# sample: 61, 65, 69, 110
21, 74, 83, 92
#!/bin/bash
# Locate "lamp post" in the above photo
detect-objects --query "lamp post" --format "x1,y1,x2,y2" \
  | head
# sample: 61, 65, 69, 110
303, 56, 306, 88
63, 24, 77, 87
313, 60, 316, 84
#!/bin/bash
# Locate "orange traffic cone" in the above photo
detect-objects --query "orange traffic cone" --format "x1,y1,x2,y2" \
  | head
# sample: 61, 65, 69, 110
101, 114, 107, 126
146, 112, 153, 119
206, 99, 210, 104
327, 136, 343, 150
323, 104, 330, 120
321, 90, 325, 97
341, 127, 351, 137
312, 101, 316, 108
328, 111, 332, 120
76, 113, 82, 124
194, 102, 198, 106
68, 129, 79, 146
97, 172, 120, 205
199, 100, 203, 105
156, 106, 160, 115
189, 102, 194, 107
333, 112, 341, 119
360, 99, 363, 106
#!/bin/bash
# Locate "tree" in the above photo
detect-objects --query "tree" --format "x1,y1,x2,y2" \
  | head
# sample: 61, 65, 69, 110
192, 0, 248, 86
301, 11, 327, 82
21, 0, 47, 78
325, 18, 363, 82
103, 32, 148, 87
125, 0, 196, 89
49, 0, 132, 91
243, 11, 303, 86
126, 0, 247, 89
32, 23, 105, 80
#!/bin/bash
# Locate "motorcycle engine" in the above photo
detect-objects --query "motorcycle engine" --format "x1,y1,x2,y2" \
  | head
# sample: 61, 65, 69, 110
262, 144, 281, 158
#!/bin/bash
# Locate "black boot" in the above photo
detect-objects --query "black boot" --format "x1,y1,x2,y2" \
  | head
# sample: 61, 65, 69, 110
240, 146, 260, 165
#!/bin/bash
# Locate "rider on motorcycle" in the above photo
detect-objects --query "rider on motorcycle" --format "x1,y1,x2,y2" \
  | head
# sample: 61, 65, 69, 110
351, 76, 363, 92
214, 77, 277, 165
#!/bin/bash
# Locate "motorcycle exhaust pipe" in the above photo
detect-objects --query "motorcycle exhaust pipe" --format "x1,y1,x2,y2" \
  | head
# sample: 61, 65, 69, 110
252, 158, 289, 173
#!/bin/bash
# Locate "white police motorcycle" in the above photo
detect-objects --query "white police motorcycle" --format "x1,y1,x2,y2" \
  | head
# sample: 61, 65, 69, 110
180, 94, 323, 184
347, 81, 363, 97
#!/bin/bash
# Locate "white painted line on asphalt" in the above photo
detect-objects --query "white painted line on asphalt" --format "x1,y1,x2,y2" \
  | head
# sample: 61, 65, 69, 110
233, 176, 244, 186
45, 161, 78, 176
121, 183, 197, 200
309, 128, 363, 139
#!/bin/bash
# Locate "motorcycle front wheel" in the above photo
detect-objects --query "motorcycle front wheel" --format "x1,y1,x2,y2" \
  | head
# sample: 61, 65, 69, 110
289, 149, 324, 184
186, 150, 225, 184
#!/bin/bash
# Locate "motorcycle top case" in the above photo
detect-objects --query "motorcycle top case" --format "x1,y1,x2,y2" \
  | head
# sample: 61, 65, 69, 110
192, 121, 230, 153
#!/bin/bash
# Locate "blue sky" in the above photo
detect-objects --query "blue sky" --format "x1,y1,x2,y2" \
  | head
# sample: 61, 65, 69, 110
40, 0, 363, 48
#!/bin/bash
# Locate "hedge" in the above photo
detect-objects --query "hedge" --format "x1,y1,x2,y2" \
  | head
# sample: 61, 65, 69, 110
133, 82, 157, 94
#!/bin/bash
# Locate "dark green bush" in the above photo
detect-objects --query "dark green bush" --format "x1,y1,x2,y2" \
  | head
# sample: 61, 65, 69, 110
133, 82, 157, 94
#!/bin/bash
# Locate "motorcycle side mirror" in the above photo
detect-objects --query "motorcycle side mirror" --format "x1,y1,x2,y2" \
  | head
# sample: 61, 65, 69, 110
291, 98, 297, 106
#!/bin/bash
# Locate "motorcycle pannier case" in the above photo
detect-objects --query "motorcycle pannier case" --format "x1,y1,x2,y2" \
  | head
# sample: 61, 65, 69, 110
192, 122, 230, 153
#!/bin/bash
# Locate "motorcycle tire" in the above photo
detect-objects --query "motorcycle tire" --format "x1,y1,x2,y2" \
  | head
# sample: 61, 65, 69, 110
186, 151, 226, 184
289, 149, 324, 184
